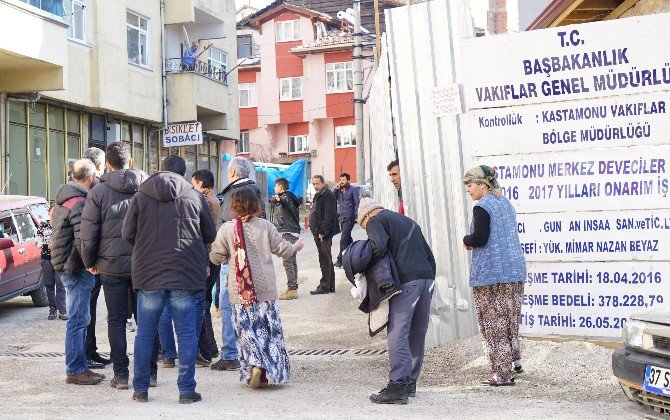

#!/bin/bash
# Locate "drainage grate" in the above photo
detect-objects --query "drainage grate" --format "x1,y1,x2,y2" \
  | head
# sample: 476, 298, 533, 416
0, 349, 386, 359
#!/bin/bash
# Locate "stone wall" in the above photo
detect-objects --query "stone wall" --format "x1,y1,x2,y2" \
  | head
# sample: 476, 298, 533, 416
621, 0, 670, 18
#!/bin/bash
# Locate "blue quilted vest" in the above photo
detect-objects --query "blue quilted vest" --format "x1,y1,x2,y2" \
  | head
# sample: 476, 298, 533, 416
469, 194, 526, 287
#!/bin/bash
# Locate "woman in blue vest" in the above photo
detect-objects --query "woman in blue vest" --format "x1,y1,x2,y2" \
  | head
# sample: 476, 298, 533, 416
463, 165, 526, 387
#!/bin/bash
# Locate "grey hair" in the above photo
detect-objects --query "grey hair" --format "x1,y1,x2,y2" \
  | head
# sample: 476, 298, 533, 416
72, 159, 97, 182
84, 147, 105, 168
228, 157, 252, 179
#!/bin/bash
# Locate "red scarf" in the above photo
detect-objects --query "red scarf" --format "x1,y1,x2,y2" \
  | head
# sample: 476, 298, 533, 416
234, 217, 259, 307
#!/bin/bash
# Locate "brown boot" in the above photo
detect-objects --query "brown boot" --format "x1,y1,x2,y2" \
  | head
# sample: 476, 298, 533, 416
279, 290, 298, 300
66, 371, 103, 385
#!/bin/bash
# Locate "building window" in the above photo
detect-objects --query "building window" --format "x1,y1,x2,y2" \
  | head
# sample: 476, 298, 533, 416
127, 11, 149, 67
64, 0, 85, 41
327, 62, 354, 93
239, 83, 257, 108
336, 125, 356, 147
208, 48, 228, 82
238, 132, 250, 154
238, 35, 253, 58
288, 135, 308, 154
20, 0, 64, 17
280, 77, 301, 101
275, 20, 300, 42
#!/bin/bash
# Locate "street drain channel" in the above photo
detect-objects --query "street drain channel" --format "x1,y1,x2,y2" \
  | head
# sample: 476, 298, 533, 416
0, 349, 387, 359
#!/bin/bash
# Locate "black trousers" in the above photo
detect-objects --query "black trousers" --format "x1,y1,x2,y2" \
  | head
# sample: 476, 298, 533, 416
314, 234, 335, 292
337, 219, 356, 264
86, 275, 101, 358
198, 263, 220, 360
101, 275, 133, 378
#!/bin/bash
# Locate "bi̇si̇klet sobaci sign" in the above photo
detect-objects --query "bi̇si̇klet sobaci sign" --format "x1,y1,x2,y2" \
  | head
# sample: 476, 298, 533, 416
462, 13, 670, 339
163, 122, 203, 147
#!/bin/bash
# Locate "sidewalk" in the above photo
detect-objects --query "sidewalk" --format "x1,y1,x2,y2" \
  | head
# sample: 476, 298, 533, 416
0, 228, 632, 418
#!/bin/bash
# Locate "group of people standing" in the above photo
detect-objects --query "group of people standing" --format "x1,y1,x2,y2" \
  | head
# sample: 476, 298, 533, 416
43, 141, 525, 405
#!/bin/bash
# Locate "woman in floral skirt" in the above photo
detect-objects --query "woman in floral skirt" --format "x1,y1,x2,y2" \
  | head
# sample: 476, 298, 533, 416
210, 188, 304, 388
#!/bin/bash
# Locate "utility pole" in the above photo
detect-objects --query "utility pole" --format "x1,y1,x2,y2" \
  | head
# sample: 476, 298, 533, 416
373, 0, 381, 61
353, 0, 365, 184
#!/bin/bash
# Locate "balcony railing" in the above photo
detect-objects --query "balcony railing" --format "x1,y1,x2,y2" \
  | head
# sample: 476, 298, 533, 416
165, 58, 228, 85
20, 0, 64, 18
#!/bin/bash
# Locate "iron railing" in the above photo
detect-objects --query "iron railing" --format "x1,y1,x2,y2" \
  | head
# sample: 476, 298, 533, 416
165, 58, 228, 85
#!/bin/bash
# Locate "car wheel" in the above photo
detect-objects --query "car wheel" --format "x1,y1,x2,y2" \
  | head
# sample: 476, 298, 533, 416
30, 280, 49, 307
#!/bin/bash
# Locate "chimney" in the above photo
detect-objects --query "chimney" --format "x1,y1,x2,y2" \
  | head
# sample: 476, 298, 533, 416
488, 0, 507, 34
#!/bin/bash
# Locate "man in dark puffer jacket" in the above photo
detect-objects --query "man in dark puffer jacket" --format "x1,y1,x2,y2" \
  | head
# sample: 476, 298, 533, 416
123, 155, 216, 404
51, 159, 102, 386
81, 142, 148, 390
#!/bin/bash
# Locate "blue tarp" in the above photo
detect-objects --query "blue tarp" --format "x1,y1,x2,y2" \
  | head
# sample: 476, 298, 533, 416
257, 159, 308, 199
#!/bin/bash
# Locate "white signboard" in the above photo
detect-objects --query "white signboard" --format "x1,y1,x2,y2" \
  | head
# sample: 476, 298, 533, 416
463, 13, 670, 109
473, 147, 670, 213
468, 91, 669, 156
432, 85, 462, 117
163, 122, 203, 147
520, 262, 670, 338
461, 13, 670, 341
517, 210, 670, 262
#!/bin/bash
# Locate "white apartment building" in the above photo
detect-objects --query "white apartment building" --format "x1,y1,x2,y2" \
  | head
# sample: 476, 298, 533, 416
0, 0, 239, 199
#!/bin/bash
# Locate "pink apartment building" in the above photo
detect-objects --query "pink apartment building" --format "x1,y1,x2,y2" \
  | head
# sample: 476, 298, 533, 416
226, 3, 372, 183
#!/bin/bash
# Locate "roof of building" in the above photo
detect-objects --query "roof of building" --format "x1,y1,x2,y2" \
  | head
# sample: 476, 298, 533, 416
238, 0, 405, 32
527, 0, 634, 30
246, 2, 334, 29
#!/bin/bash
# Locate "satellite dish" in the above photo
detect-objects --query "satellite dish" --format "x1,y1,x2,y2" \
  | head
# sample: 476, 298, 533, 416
182, 26, 191, 47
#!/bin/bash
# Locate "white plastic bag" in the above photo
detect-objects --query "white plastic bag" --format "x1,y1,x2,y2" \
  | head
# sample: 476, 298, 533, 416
350, 274, 368, 302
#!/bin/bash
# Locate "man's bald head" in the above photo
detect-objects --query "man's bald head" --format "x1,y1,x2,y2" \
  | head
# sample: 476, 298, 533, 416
72, 159, 97, 190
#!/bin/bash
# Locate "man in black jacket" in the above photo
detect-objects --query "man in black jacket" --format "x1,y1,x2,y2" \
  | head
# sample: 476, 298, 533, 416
358, 198, 436, 405
123, 155, 216, 404
271, 177, 302, 300
333, 173, 360, 268
52, 159, 103, 386
309, 175, 339, 295
83, 146, 109, 369
81, 142, 148, 390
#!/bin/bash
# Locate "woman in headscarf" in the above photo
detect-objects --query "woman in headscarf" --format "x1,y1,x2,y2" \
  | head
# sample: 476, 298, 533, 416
462, 165, 526, 387
210, 188, 304, 389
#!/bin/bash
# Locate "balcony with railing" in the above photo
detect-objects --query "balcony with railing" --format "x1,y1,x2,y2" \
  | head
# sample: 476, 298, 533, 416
0, 0, 68, 92
165, 58, 228, 85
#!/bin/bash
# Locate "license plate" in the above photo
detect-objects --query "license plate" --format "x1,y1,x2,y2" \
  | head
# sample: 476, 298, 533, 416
643, 365, 670, 396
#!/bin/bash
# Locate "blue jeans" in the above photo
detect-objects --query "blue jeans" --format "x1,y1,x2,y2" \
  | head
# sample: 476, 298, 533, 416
158, 303, 177, 359
219, 265, 238, 361
133, 290, 204, 394
60, 271, 95, 376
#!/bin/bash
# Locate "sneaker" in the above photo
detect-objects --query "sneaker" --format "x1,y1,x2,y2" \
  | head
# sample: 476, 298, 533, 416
58, 311, 68, 320
133, 392, 148, 403
86, 359, 105, 370
110, 376, 129, 390
196, 354, 211, 368
369, 381, 409, 404
179, 392, 202, 404
513, 360, 524, 374
85, 369, 106, 380
89, 353, 111, 365
407, 382, 417, 397
211, 359, 240, 371
212, 351, 219, 359
162, 358, 176, 368
310, 286, 329, 295
48, 307, 57, 320
66, 371, 103, 385
149, 373, 157, 388
279, 290, 298, 300
248, 366, 263, 389
126, 321, 136, 332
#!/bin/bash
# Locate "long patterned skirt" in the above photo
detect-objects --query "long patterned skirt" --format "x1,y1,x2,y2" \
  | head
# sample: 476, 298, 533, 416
232, 300, 291, 384
472, 281, 524, 382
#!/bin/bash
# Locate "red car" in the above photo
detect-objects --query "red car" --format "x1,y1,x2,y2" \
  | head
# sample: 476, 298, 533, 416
0, 195, 49, 306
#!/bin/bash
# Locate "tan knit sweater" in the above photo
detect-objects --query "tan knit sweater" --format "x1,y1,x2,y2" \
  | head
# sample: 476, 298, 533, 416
210, 216, 296, 304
